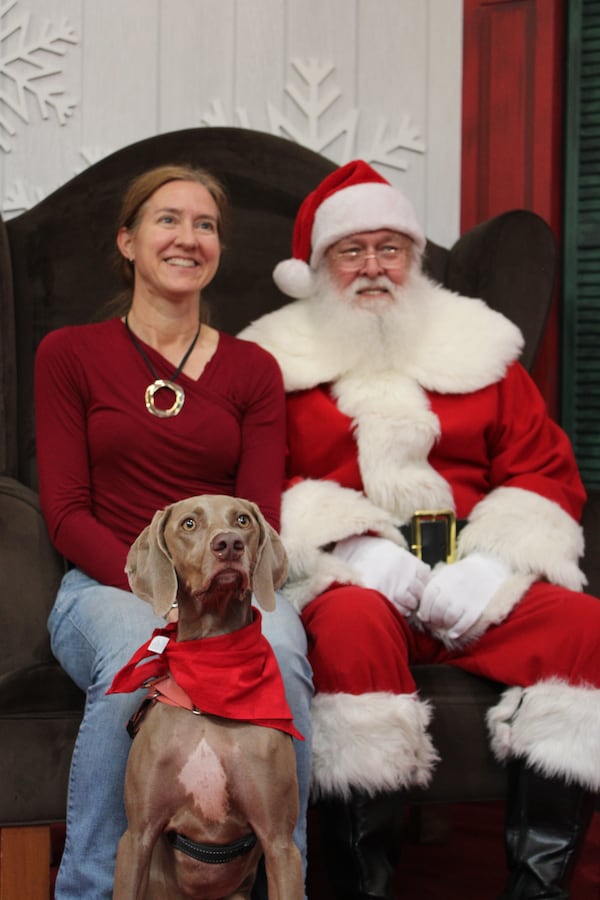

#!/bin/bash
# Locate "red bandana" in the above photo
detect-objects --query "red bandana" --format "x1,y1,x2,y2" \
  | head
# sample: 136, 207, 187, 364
107, 610, 303, 740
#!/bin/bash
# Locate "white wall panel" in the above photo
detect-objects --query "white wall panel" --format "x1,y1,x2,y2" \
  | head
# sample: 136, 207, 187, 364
425, 0, 463, 245
0, 0, 464, 246
357, 0, 428, 224
81, 0, 159, 154
234, 0, 286, 131
159, 0, 236, 134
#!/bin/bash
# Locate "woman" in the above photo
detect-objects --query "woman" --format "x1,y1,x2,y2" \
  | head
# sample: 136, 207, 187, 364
34, 164, 312, 898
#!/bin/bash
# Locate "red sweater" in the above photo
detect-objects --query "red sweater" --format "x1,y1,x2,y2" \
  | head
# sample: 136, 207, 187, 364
35, 318, 285, 590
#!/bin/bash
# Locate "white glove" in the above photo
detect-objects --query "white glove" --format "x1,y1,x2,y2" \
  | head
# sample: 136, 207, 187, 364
332, 534, 431, 617
418, 552, 511, 639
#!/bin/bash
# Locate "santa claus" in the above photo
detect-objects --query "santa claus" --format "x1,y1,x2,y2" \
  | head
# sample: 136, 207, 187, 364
240, 160, 600, 900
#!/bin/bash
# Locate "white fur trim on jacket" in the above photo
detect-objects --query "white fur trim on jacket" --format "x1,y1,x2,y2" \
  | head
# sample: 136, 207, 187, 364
457, 486, 586, 592
333, 370, 454, 520
487, 679, 600, 791
239, 274, 523, 395
239, 299, 347, 392
279, 479, 405, 612
311, 691, 438, 800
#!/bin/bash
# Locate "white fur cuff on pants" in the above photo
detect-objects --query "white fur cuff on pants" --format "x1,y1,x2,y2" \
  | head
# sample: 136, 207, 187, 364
487, 678, 600, 792
310, 690, 438, 801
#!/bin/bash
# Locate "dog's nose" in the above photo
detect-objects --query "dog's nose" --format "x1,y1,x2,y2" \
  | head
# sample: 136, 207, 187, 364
210, 531, 245, 562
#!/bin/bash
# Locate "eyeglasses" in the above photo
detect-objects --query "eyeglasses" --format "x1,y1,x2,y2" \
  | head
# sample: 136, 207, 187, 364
330, 244, 411, 271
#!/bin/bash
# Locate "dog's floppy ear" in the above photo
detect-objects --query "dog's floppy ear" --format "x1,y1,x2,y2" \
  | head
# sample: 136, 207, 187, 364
125, 506, 177, 618
245, 501, 288, 611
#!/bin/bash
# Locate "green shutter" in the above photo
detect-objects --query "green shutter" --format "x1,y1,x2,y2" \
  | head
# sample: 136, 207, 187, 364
563, 0, 600, 488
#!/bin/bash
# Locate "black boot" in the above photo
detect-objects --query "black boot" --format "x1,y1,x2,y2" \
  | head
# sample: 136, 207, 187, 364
498, 760, 595, 899
319, 788, 403, 899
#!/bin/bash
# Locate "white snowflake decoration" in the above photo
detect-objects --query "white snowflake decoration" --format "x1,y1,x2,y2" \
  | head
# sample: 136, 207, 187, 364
201, 99, 251, 130
267, 58, 359, 161
367, 115, 426, 172
200, 56, 426, 172
0, 0, 78, 152
3, 52, 426, 219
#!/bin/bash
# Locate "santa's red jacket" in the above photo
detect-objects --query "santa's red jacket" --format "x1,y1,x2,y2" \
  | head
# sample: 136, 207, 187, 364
239, 272, 600, 800
241, 272, 587, 643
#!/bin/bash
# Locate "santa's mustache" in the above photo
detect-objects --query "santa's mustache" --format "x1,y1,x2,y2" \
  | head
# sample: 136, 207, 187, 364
336, 274, 413, 314
312, 262, 422, 316
348, 275, 397, 294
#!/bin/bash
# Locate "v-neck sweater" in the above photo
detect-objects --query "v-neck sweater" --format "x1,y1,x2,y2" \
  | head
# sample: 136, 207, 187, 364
35, 318, 285, 589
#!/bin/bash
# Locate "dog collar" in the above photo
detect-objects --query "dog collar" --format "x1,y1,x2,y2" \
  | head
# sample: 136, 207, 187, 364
107, 610, 303, 740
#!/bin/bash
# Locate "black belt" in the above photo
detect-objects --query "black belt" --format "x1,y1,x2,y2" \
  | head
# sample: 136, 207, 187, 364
399, 510, 467, 567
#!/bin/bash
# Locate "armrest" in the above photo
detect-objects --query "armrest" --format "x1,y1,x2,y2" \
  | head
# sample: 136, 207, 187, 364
0, 475, 65, 679
445, 210, 556, 371
0, 212, 16, 476
582, 489, 600, 598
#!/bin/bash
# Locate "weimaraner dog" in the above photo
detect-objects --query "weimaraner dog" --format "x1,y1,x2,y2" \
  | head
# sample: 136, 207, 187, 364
111, 495, 303, 900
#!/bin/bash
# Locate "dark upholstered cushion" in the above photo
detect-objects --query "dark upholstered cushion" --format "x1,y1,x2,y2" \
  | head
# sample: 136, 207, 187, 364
0, 477, 65, 675
0, 476, 84, 824
409, 666, 505, 804
0, 708, 82, 824
445, 209, 555, 371
0, 216, 16, 475
582, 489, 600, 597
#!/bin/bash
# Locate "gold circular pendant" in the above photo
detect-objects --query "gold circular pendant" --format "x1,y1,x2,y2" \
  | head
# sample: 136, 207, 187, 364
144, 379, 185, 418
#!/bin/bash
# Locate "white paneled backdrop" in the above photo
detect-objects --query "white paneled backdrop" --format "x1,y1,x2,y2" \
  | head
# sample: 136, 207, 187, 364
0, 0, 463, 245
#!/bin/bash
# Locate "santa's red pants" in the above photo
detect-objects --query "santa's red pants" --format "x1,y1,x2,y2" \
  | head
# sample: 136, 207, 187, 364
301, 581, 600, 695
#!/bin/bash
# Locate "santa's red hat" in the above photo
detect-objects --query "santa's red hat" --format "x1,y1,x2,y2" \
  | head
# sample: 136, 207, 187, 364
273, 159, 426, 299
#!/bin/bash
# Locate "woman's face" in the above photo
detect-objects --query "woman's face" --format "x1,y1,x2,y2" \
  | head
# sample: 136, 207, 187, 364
117, 180, 222, 303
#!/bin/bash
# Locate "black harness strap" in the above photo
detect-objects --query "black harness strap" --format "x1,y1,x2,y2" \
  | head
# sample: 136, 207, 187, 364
167, 830, 258, 864
126, 695, 158, 739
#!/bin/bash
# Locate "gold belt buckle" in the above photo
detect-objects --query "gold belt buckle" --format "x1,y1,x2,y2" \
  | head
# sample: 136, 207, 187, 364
410, 509, 457, 564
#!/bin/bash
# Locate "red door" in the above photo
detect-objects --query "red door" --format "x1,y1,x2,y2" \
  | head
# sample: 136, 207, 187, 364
461, 0, 565, 416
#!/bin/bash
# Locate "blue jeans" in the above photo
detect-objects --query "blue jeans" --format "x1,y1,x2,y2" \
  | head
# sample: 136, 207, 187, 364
49, 568, 313, 899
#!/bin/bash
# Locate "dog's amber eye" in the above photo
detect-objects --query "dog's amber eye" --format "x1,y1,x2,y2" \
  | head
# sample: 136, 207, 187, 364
182, 517, 196, 531
236, 514, 251, 528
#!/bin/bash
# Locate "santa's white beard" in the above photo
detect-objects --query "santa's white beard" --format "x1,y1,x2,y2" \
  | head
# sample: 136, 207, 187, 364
309, 266, 425, 371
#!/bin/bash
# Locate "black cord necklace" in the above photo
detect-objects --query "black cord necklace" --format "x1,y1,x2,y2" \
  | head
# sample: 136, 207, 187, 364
124, 315, 201, 418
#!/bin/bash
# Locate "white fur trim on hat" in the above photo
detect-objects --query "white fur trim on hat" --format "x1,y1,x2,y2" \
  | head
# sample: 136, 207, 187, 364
311, 181, 426, 267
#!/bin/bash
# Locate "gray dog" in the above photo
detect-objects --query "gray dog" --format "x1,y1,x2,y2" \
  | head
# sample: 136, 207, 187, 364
111, 495, 303, 900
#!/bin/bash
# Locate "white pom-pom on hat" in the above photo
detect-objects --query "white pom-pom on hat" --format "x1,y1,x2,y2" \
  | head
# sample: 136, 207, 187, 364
273, 258, 315, 300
